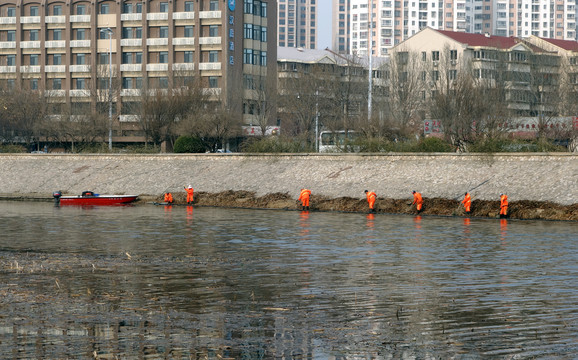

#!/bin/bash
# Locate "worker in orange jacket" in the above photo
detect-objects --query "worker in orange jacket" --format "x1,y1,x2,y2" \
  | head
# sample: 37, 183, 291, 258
412, 191, 423, 213
461, 192, 472, 214
365, 190, 377, 212
184, 185, 194, 204
164, 192, 174, 204
298, 188, 312, 210
500, 193, 508, 218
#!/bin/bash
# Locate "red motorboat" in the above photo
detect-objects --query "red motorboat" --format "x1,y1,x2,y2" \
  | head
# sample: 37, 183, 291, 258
53, 191, 138, 206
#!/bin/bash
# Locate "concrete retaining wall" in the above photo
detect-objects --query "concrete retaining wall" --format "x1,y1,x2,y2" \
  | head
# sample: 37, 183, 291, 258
1, 153, 576, 205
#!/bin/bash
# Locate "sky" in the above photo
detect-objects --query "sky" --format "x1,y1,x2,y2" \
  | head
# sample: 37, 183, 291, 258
317, 0, 332, 49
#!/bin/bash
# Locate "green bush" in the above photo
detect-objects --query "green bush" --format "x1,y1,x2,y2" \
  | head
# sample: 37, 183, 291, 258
241, 136, 312, 153
0, 145, 26, 153
469, 138, 566, 153
413, 137, 455, 152
173, 135, 207, 153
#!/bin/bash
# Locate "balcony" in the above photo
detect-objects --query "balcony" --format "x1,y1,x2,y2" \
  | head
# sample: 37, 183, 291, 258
69, 65, 90, 72
20, 41, 41, 49
147, 13, 169, 21
146, 63, 169, 71
199, 37, 221, 45
147, 38, 169, 46
120, 90, 141, 97
70, 40, 91, 48
120, 114, 139, 122
173, 12, 195, 20
45, 90, 66, 97
0, 41, 16, 49
173, 37, 195, 46
45, 16, 66, 24
70, 90, 89, 97
120, 64, 142, 72
199, 62, 221, 70
121, 13, 143, 21
20, 65, 41, 73
0, 17, 16, 25
121, 38, 142, 47
173, 63, 195, 71
20, 16, 40, 24
45, 40, 66, 48
70, 15, 91, 23
0, 66, 16, 73
45, 65, 66, 73
199, 11, 222, 19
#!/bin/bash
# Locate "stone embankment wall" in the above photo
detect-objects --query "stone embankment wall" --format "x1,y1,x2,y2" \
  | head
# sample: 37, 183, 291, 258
0, 153, 576, 205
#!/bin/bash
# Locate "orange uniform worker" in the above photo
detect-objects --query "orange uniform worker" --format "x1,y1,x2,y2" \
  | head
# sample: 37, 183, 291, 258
412, 191, 423, 213
164, 192, 174, 204
298, 188, 312, 210
365, 190, 377, 212
500, 193, 508, 218
462, 192, 472, 214
184, 185, 194, 204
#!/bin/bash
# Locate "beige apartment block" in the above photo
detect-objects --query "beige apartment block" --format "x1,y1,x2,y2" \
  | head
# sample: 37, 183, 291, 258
277, 0, 317, 49
392, 28, 563, 116
0, 0, 277, 141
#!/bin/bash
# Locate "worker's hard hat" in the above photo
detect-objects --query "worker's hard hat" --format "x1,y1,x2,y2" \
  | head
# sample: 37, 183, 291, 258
412, 190, 416, 194
188, 185, 192, 188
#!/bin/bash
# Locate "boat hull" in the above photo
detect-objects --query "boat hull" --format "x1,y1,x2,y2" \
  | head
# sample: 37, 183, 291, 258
58, 195, 138, 206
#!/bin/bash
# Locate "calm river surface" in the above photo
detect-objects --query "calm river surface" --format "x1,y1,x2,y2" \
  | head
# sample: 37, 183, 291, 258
0, 201, 576, 359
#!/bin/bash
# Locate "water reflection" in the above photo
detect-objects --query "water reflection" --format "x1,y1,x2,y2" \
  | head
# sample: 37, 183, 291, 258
0, 202, 576, 358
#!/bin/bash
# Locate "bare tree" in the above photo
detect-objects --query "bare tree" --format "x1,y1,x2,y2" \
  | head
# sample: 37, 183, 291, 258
0, 86, 48, 149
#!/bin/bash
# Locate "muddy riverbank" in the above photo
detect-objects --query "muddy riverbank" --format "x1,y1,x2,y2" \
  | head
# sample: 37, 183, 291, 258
144, 190, 578, 221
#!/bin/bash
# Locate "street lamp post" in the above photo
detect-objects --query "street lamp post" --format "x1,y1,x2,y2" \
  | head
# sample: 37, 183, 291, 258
100, 28, 114, 150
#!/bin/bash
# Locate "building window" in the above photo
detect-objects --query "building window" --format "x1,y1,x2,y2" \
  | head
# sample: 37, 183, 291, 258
123, 3, 133, 13
122, 52, 132, 64
30, 30, 39, 41
243, 48, 253, 64
100, 3, 110, 14
52, 78, 62, 90
53, 54, 62, 65
450, 50, 457, 60
53, 5, 62, 16
99, 53, 110, 65
7, 30, 15, 42
260, 51, 267, 66
53, 29, 62, 41
209, 51, 218, 62
185, 1, 194, 11
209, 76, 218, 88
122, 27, 133, 39
76, 4, 86, 15
7, 54, 15, 66
76, 29, 86, 40
185, 26, 194, 37
136, 27, 142, 39
160, 26, 169, 38
122, 77, 133, 89
30, 6, 39, 16
210, 0, 219, 10
30, 54, 39, 66
159, 77, 168, 88
261, 27, 267, 42
76, 54, 86, 65
135, 52, 143, 64
7, 7, 16, 17
244, 0, 254, 14
432, 51, 440, 61
160, 2, 169, 12
244, 24, 253, 39
184, 51, 193, 63
209, 25, 219, 37
159, 52, 168, 63
76, 78, 85, 89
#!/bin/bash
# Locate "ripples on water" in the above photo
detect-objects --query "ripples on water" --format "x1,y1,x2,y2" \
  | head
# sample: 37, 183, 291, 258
0, 202, 576, 358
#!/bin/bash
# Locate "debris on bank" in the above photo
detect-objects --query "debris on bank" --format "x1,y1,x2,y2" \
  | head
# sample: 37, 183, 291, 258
148, 191, 578, 222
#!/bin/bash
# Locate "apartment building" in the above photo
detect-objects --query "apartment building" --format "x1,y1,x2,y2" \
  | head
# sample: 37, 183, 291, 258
0, 0, 277, 141
277, 0, 317, 49
332, 0, 351, 53
346, 0, 577, 57
392, 28, 563, 116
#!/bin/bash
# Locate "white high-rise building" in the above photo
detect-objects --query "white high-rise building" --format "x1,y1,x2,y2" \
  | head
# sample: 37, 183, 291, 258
344, 0, 577, 56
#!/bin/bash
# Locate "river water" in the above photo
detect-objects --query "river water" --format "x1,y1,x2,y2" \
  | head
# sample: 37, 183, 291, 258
0, 202, 576, 359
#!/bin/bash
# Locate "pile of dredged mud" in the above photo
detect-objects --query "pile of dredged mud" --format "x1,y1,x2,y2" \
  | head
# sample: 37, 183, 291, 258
146, 191, 578, 221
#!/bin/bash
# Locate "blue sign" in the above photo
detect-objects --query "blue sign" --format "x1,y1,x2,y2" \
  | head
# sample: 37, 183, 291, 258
228, 0, 235, 11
